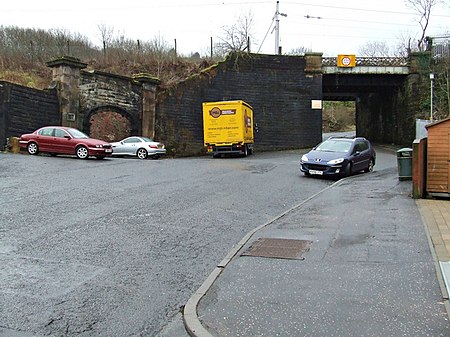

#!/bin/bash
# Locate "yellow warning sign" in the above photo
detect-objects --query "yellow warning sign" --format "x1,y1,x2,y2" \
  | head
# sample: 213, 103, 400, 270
337, 54, 356, 67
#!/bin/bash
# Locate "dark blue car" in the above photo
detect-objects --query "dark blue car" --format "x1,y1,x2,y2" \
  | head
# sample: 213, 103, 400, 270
300, 137, 376, 177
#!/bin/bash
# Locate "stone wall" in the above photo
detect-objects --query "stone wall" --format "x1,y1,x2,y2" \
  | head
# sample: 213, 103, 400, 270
156, 53, 323, 156
79, 70, 143, 135
0, 81, 59, 151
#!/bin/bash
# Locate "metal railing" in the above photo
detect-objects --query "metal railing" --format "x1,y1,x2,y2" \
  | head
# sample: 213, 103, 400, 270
322, 57, 409, 67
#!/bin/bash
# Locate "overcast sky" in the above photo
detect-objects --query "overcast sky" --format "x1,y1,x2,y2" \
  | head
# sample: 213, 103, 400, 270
1, 0, 449, 56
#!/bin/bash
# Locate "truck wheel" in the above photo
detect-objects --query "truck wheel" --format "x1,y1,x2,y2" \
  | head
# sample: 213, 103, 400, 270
242, 145, 248, 157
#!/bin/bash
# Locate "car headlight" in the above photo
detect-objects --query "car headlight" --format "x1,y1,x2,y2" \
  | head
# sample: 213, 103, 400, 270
328, 158, 344, 165
301, 155, 308, 162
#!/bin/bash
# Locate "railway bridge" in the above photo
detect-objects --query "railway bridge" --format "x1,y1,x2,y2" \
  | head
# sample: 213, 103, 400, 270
320, 55, 416, 144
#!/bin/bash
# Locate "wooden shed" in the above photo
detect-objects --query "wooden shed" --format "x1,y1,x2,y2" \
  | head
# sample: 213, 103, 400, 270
426, 117, 450, 197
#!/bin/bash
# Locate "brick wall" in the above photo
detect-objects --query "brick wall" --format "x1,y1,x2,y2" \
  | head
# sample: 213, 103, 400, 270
156, 53, 323, 156
0, 81, 59, 150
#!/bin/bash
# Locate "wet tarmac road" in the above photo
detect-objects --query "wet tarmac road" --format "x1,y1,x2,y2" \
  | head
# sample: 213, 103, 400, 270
0, 148, 349, 337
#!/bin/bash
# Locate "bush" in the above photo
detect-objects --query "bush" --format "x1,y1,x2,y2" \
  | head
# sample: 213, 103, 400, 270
322, 101, 355, 132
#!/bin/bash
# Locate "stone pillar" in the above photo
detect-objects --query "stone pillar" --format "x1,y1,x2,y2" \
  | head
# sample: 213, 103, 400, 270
406, 52, 432, 123
46, 56, 87, 129
409, 51, 432, 74
304, 52, 323, 74
133, 74, 161, 139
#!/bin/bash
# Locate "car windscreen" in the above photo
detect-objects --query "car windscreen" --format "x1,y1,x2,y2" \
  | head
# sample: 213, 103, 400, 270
67, 128, 89, 139
316, 140, 352, 153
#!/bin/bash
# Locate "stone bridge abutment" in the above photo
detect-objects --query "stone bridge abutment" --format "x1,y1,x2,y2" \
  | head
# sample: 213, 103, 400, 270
47, 56, 160, 143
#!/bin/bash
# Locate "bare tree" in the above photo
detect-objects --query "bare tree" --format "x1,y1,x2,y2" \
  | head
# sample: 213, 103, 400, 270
0, 26, 95, 65
358, 41, 392, 57
405, 0, 441, 51
98, 24, 114, 52
215, 12, 255, 56
287, 46, 311, 56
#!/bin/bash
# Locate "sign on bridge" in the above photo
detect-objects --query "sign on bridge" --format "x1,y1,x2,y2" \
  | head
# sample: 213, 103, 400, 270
337, 54, 356, 68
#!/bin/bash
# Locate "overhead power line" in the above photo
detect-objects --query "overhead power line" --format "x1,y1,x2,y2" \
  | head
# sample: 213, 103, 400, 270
303, 15, 417, 28
284, 1, 450, 17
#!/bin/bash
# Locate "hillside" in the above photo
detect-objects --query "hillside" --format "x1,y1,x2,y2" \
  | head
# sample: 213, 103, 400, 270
0, 26, 215, 90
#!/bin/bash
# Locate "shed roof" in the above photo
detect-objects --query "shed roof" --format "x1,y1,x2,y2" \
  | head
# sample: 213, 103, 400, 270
425, 117, 450, 129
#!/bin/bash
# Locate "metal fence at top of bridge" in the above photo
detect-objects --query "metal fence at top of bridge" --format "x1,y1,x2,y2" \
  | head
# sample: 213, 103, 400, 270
322, 57, 410, 67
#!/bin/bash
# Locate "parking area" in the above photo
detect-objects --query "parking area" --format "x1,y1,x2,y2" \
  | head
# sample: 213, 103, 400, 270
1, 150, 336, 336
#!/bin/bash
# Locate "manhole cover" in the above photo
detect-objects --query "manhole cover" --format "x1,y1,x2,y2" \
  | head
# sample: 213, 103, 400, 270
241, 238, 312, 260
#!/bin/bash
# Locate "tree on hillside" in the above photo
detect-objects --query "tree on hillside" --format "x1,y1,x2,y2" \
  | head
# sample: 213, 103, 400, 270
405, 0, 441, 51
98, 24, 114, 54
215, 12, 255, 57
0, 26, 95, 64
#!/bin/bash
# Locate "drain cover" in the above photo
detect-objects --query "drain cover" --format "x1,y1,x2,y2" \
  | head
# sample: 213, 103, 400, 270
241, 238, 312, 260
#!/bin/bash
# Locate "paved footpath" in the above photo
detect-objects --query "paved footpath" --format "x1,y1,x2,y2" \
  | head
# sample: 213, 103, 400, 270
185, 167, 450, 337
417, 199, 450, 261
417, 199, 450, 303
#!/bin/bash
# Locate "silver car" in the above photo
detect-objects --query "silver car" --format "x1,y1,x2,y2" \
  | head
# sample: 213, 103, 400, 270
111, 136, 166, 159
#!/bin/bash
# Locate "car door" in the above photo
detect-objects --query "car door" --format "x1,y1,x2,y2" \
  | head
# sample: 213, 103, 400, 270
36, 127, 55, 152
53, 128, 73, 154
121, 137, 141, 155
353, 140, 370, 171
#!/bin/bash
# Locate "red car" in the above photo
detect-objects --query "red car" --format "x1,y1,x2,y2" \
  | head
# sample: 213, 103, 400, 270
19, 126, 113, 159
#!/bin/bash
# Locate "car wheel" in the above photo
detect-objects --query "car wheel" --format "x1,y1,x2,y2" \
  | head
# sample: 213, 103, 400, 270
136, 148, 148, 159
364, 158, 374, 173
344, 162, 352, 177
27, 142, 39, 155
76, 145, 89, 159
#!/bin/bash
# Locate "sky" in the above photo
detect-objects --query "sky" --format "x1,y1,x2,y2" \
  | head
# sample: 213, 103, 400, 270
1, 0, 449, 57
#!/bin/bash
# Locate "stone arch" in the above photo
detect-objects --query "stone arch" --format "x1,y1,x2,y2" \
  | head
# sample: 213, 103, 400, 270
84, 105, 138, 142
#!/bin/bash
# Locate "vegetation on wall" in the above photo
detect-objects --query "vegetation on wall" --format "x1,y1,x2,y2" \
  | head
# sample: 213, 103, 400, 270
412, 54, 450, 122
432, 57, 450, 120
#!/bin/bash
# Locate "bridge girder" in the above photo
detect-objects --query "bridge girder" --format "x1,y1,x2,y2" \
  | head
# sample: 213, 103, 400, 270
322, 74, 407, 101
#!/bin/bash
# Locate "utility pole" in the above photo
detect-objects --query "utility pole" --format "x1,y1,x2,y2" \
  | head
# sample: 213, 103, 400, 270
274, 1, 287, 55
430, 73, 434, 121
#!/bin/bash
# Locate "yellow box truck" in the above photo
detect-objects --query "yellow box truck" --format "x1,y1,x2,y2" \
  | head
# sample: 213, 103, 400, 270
202, 100, 254, 157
